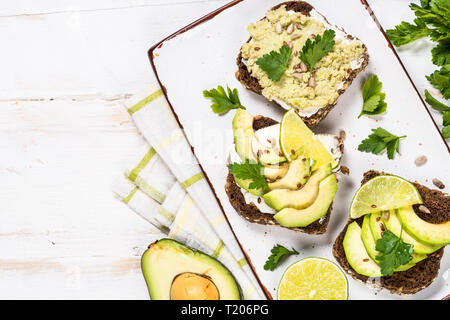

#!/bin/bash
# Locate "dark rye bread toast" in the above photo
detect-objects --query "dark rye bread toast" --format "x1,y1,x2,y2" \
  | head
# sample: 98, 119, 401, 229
333, 170, 449, 295
236, 1, 370, 127
225, 115, 344, 234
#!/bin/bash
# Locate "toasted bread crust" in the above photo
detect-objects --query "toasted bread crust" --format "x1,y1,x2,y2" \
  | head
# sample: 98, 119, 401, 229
235, 1, 369, 127
333, 170, 448, 295
225, 115, 343, 234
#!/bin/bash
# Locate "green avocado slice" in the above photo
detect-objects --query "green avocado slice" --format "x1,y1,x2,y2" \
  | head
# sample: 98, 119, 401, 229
397, 206, 450, 246
273, 174, 337, 227
268, 157, 310, 190
362, 215, 422, 272
343, 222, 382, 277
263, 163, 332, 211
233, 108, 285, 164
382, 210, 440, 254
141, 239, 242, 300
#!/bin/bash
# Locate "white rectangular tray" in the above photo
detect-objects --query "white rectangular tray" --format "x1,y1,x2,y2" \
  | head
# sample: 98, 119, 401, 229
149, 0, 449, 299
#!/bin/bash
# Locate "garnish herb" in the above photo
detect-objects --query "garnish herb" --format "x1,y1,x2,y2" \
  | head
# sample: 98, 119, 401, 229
229, 161, 268, 191
443, 111, 450, 139
359, 75, 387, 118
426, 65, 450, 99
299, 29, 336, 71
375, 229, 413, 276
264, 244, 299, 271
358, 127, 406, 160
386, 0, 449, 138
256, 45, 293, 82
424, 90, 450, 138
203, 85, 245, 114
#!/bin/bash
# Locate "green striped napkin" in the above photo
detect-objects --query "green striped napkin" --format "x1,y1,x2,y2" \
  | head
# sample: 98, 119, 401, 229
113, 84, 264, 300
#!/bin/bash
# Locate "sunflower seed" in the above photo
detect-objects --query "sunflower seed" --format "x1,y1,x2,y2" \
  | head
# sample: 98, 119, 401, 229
300, 62, 308, 72
418, 205, 431, 214
291, 33, 301, 40
414, 155, 427, 166
286, 24, 294, 34
432, 178, 445, 189
308, 76, 316, 88
292, 72, 303, 80
276, 22, 282, 34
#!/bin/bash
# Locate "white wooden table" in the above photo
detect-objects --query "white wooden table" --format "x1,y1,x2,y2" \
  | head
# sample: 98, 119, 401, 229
0, 0, 444, 299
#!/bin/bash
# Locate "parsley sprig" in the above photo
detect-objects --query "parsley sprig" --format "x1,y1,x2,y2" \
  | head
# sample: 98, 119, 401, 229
299, 29, 336, 71
375, 229, 413, 276
229, 161, 268, 191
264, 244, 299, 271
358, 128, 406, 160
203, 85, 245, 114
256, 45, 292, 82
425, 90, 450, 138
386, 0, 450, 138
359, 75, 387, 118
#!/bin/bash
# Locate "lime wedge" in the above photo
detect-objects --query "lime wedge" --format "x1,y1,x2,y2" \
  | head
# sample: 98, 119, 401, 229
279, 109, 336, 171
277, 257, 348, 300
350, 175, 422, 219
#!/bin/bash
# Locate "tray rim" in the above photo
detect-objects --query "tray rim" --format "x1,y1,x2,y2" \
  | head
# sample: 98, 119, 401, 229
146, 0, 449, 299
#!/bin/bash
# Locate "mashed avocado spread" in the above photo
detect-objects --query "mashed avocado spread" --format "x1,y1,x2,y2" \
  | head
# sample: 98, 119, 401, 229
241, 5, 366, 112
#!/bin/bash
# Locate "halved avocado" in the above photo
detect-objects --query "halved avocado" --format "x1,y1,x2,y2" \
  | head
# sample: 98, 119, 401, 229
343, 222, 382, 277
141, 239, 241, 300
273, 174, 337, 227
397, 206, 450, 246
268, 157, 310, 190
382, 210, 440, 254
362, 215, 420, 271
263, 163, 332, 211
233, 109, 285, 164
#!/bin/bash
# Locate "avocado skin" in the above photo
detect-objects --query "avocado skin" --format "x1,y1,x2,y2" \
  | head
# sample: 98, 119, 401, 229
141, 239, 242, 300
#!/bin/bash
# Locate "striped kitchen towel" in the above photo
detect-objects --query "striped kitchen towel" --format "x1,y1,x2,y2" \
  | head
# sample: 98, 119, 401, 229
113, 83, 264, 300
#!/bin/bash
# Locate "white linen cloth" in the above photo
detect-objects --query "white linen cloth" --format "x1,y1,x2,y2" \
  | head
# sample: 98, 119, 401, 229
113, 83, 264, 299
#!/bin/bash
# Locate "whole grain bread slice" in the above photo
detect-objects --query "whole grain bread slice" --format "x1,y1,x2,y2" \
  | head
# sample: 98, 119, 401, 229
224, 115, 344, 234
236, 1, 369, 127
333, 170, 449, 295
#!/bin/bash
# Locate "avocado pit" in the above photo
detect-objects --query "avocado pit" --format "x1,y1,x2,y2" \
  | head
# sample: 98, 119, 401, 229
170, 272, 220, 300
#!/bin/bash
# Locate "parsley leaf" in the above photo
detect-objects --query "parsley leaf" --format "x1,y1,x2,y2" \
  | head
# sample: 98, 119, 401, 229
299, 29, 336, 71
375, 230, 414, 276
229, 161, 268, 191
264, 244, 299, 271
431, 39, 450, 66
443, 111, 450, 139
203, 85, 245, 114
358, 128, 406, 160
256, 45, 292, 82
359, 75, 387, 118
386, 18, 431, 46
426, 65, 450, 99
424, 89, 450, 112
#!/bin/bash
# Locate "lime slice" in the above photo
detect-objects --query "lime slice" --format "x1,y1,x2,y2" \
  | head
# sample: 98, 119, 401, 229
277, 257, 348, 300
279, 109, 337, 171
350, 175, 422, 219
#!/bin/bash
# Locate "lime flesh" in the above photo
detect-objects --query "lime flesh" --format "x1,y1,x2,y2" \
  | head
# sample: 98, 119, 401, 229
279, 109, 336, 171
277, 257, 348, 300
350, 175, 422, 219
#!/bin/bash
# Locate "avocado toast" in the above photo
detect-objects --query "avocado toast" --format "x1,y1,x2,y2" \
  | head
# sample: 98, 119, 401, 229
225, 108, 344, 234
333, 170, 450, 295
236, 1, 369, 127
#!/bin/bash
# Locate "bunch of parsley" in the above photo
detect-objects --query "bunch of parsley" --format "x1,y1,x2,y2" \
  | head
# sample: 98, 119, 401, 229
386, 0, 450, 138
